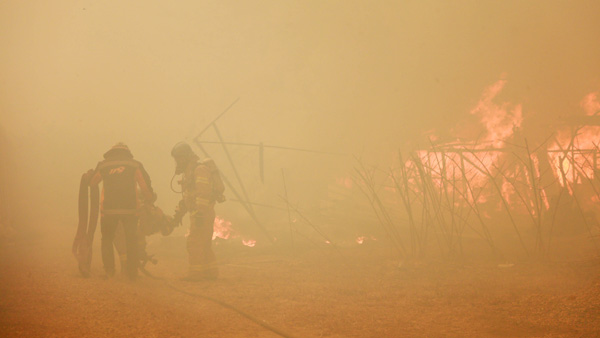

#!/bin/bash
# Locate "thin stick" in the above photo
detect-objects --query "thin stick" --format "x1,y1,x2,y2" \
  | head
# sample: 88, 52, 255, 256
392, 153, 419, 255
554, 141, 600, 255
421, 152, 493, 249
195, 140, 347, 156
412, 153, 450, 253
193, 97, 240, 141
281, 168, 294, 249
524, 139, 544, 254
278, 195, 346, 259
354, 160, 406, 256
212, 123, 254, 213
462, 152, 529, 256
192, 140, 275, 244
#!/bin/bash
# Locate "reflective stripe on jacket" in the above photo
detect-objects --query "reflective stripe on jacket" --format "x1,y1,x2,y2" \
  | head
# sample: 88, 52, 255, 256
182, 162, 214, 215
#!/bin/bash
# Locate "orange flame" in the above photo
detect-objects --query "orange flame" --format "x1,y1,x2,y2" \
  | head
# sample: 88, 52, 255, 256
413, 78, 523, 190
211, 216, 256, 247
336, 176, 353, 189
470, 77, 523, 148
581, 91, 600, 116
548, 90, 600, 188
405, 78, 545, 213
213, 216, 233, 240
242, 239, 256, 247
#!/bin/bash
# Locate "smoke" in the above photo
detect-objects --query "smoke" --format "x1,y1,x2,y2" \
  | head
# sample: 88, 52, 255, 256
1, 0, 599, 240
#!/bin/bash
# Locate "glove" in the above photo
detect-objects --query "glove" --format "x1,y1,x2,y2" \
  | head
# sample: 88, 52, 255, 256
161, 215, 176, 236
172, 200, 187, 226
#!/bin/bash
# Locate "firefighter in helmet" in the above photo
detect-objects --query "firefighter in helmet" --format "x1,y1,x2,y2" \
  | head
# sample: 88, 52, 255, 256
170, 142, 225, 281
89, 142, 155, 280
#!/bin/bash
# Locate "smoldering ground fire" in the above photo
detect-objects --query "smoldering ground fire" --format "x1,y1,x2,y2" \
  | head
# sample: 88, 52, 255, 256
2, 1, 600, 337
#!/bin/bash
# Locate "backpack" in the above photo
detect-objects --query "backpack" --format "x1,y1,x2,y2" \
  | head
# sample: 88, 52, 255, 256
201, 158, 226, 203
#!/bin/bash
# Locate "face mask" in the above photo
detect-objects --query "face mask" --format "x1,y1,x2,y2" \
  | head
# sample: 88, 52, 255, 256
174, 156, 189, 174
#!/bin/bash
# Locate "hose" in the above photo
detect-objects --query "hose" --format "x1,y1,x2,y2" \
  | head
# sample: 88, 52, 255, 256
170, 174, 182, 193
139, 267, 297, 338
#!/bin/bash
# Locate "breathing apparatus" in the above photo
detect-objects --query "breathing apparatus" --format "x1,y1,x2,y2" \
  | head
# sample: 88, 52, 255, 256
170, 141, 199, 193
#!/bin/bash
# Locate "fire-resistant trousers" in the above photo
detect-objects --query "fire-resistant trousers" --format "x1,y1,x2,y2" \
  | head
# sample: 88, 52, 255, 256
113, 225, 147, 273
101, 214, 138, 280
187, 209, 218, 279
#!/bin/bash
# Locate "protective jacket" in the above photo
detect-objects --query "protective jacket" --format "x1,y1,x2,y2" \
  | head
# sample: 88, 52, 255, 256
183, 162, 213, 214
90, 153, 154, 215
176, 158, 224, 280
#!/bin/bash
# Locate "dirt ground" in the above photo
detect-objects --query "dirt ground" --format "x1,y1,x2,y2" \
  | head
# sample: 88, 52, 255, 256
1, 232, 599, 338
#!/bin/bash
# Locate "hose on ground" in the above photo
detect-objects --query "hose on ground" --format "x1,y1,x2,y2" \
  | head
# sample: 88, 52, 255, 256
140, 267, 297, 338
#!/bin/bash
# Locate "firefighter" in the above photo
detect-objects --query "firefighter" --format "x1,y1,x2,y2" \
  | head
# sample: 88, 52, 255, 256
170, 142, 225, 281
89, 142, 155, 280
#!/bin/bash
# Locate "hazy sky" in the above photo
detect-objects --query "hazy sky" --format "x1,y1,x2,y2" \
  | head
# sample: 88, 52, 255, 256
2, 0, 600, 230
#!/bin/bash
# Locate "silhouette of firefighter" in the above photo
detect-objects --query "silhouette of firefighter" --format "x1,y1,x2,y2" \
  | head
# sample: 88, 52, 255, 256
73, 167, 174, 278
89, 142, 155, 280
170, 142, 225, 281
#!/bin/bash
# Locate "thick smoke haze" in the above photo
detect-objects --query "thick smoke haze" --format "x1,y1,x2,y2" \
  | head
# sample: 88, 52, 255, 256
3, 2, 600, 337
1, 0, 600, 237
